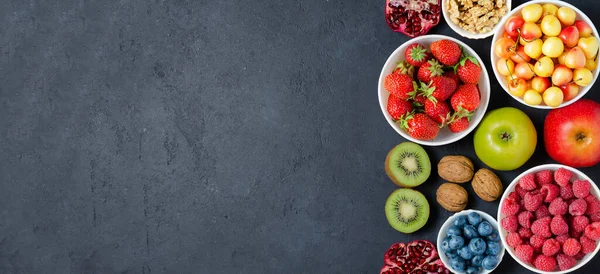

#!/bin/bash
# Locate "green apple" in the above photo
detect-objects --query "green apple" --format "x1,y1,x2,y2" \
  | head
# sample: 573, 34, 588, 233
473, 107, 537, 171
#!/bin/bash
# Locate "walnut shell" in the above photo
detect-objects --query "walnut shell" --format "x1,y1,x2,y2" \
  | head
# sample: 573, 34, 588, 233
472, 168, 503, 202
436, 183, 468, 212
437, 156, 474, 183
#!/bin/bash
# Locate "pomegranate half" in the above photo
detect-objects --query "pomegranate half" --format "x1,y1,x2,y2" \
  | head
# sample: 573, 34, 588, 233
385, 0, 441, 37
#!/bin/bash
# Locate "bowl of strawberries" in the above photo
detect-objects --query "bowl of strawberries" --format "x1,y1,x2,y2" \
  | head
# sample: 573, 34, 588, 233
498, 164, 600, 273
378, 35, 490, 146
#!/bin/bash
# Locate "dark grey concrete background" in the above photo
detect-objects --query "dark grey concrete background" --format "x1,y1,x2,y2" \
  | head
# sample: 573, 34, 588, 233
1, 0, 600, 273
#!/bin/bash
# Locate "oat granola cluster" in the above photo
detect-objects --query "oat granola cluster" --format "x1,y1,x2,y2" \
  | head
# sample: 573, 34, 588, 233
447, 0, 507, 34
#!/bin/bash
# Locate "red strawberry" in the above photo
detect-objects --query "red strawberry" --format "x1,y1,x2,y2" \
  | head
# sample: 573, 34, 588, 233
557, 254, 577, 271
398, 113, 440, 141
413, 93, 428, 106
393, 60, 415, 76
443, 70, 460, 86
424, 100, 450, 124
417, 59, 443, 83
430, 39, 461, 66
421, 76, 456, 102
387, 95, 412, 120
448, 116, 469, 133
534, 255, 557, 271
384, 73, 416, 99
457, 56, 482, 84
404, 43, 430, 67
451, 84, 480, 112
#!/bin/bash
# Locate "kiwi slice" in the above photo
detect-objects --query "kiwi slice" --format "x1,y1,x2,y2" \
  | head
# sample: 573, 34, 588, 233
385, 142, 431, 187
385, 188, 430, 233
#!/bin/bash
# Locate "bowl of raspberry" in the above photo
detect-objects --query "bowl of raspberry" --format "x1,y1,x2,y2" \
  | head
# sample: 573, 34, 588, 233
498, 164, 600, 273
378, 34, 490, 146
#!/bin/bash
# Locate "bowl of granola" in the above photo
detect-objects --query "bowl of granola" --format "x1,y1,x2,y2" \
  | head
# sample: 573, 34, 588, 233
443, 0, 511, 39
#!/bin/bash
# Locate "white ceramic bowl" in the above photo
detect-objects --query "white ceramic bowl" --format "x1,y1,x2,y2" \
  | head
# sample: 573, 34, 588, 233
437, 209, 505, 273
497, 164, 600, 273
378, 35, 490, 146
490, 0, 600, 109
442, 0, 512, 39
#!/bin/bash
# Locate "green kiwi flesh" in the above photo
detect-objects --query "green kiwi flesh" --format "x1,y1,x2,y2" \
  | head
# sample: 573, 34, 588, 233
385, 188, 430, 233
385, 142, 431, 187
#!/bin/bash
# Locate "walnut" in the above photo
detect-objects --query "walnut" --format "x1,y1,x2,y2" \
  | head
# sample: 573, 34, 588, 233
436, 183, 469, 212
445, 0, 507, 34
438, 155, 474, 183
472, 168, 503, 201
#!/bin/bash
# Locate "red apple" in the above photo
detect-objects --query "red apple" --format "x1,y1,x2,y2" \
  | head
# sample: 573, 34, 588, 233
505, 16, 525, 37
559, 26, 580, 48
575, 20, 593, 37
559, 83, 579, 101
545, 99, 600, 167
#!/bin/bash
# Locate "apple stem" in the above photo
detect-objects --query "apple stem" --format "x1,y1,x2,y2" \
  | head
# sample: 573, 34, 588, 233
500, 132, 511, 142
577, 132, 586, 141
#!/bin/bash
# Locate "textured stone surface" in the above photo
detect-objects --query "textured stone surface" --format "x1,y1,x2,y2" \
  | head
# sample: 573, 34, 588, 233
0, 0, 599, 273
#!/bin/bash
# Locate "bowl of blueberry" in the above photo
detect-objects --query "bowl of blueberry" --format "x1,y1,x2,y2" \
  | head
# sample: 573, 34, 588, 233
437, 210, 505, 273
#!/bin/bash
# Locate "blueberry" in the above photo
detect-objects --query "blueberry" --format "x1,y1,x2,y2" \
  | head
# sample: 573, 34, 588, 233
466, 266, 479, 274
446, 251, 460, 261
471, 254, 484, 267
454, 215, 468, 227
468, 238, 487, 255
482, 255, 499, 270
463, 225, 478, 239
449, 235, 465, 250
447, 225, 462, 236
487, 231, 500, 242
468, 212, 482, 226
477, 221, 493, 237
450, 257, 466, 272
441, 237, 452, 253
458, 246, 474, 260
486, 241, 501, 255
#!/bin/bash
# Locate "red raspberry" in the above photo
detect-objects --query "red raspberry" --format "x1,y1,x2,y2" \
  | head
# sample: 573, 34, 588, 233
542, 238, 561, 256
535, 205, 551, 219
590, 212, 600, 222
535, 170, 554, 185
556, 233, 570, 244
554, 168, 573, 187
507, 191, 521, 203
519, 173, 537, 190
572, 215, 590, 233
531, 217, 552, 238
563, 238, 582, 256
502, 215, 519, 232
540, 184, 559, 203
580, 235, 597, 254
515, 244, 535, 263
519, 227, 533, 239
518, 211, 534, 228
571, 229, 583, 239
523, 192, 544, 211
534, 254, 557, 271
502, 198, 521, 216
574, 251, 586, 260
549, 197, 568, 216
584, 222, 600, 240
551, 215, 569, 235
516, 183, 528, 198
530, 235, 545, 250
573, 179, 591, 198
585, 195, 600, 215
560, 183, 575, 200
569, 198, 588, 216
557, 254, 577, 271
506, 232, 523, 248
